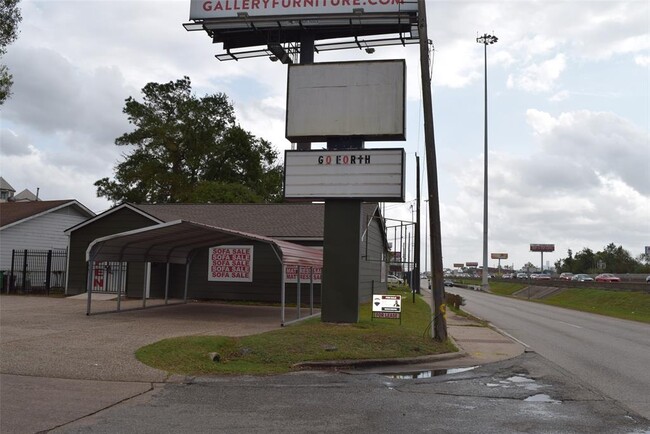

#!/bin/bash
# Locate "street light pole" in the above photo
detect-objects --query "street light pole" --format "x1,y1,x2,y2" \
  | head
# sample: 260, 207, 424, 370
477, 33, 497, 292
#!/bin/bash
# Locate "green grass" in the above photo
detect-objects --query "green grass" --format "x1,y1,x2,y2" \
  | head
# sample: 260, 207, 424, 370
136, 288, 456, 375
486, 281, 527, 296
536, 288, 650, 323
451, 279, 649, 323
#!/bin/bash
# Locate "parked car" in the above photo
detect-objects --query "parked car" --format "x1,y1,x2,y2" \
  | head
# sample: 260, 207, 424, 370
535, 274, 551, 280
516, 272, 528, 279
387, 275, 404, 285
594, 273, 621, 282
647, 276, 650, 283
559, 272, 574, 280
502, 273, 513, 279
572, 274, 593, 282
444, 279, 454, 287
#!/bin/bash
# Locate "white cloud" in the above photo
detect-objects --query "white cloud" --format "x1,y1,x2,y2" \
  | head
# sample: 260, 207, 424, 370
507, 54, 566, 93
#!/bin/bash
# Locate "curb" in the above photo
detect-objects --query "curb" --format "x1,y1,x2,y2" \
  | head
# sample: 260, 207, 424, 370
292, 350, 466, 370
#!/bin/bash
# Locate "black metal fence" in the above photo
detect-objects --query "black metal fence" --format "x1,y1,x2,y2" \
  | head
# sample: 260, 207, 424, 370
6, 249, 68, 294
90, 261, 127, 294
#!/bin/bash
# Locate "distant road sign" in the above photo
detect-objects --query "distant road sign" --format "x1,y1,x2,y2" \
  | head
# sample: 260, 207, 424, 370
530, 244, 555, 252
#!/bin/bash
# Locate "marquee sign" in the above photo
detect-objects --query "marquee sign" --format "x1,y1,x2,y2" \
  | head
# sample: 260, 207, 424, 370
284, 148, 405, 201
208, 245, 253, 282
286, 60, 406, 142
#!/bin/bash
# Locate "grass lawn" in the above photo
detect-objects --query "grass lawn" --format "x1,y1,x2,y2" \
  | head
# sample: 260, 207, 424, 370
451, 279, 649, 323
536, 288, 650, 323
136, 287, 456, 376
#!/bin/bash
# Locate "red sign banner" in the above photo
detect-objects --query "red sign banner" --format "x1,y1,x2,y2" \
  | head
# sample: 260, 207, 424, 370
208, 245, 253, 282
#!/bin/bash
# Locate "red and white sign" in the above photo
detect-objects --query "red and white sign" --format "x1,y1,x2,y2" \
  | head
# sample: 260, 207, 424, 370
285, 266, 322, 284
208, 245, 253, 282
530, 244, 555, 252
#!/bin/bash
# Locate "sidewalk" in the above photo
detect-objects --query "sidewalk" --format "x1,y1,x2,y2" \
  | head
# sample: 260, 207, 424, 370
298, 290, 526, 374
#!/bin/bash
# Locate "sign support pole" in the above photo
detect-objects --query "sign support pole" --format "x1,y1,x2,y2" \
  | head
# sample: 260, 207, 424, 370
418, 0, 447, 341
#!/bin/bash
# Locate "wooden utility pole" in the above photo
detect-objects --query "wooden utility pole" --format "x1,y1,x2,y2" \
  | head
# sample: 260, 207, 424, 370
417, 0, 447, 341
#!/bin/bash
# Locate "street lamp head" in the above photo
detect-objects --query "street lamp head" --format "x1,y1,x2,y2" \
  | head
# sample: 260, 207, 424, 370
476, 33, 498, 45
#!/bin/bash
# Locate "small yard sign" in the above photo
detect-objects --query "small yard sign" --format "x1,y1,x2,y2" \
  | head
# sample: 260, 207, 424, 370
372, 294, 401, 321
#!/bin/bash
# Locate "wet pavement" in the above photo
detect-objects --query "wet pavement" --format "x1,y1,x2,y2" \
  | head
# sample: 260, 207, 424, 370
1, 294, 648, 433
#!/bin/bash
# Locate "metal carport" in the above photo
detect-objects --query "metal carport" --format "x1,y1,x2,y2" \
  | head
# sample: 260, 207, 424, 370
84, 220, 323, 325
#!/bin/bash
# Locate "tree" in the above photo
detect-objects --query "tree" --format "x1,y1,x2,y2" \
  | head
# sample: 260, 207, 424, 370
0, 0, 22, 105
594, 243, 637, 273
95, 77, 283, 204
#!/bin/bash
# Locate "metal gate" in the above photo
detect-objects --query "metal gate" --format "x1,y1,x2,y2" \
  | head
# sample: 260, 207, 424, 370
90, 261, 127, 294
8, 249, 67, 294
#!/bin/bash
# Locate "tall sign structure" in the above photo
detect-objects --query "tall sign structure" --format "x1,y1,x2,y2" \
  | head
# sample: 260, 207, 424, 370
184, 0, 447, 334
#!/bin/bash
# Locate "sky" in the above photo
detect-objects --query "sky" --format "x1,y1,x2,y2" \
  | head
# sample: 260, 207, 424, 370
1, 0, 649, 271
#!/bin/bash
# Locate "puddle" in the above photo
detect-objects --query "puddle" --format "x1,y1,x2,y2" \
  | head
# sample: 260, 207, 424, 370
386, 366, 479, 379
524, 394, 561, 403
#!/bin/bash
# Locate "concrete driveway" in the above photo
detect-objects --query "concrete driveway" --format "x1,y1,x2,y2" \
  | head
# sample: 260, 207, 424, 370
1, 295, 300, 433
1, 295, 291, 382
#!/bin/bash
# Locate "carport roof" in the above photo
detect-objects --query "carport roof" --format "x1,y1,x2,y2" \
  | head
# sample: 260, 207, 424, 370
86, 220, 322, 267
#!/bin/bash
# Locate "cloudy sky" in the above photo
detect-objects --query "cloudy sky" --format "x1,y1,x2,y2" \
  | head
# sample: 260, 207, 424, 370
1, 0, 648, 270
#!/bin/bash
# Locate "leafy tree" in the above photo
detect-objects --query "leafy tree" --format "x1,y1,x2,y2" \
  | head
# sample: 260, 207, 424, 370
594, 243, 638, 273
95, 77, 283, 204
573, 248, 595, 273
555, 249, 574, 272
554, 244, 648, 274
0, 0, 22, 105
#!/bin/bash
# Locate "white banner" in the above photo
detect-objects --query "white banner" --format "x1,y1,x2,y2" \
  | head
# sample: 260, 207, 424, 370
208, 245, 253, 282
284, 149, 405, 201
285, 265, 322, 284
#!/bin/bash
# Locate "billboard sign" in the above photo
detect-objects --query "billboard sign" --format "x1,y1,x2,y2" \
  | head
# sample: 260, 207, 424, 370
453, 263, 464, 268
466, 262, 479, 267
190, 0, 418, 20
208, 245, 253, 282
284, 148, 405, 201
491, 253, 508, 259
286, 60, 405, 142
530, 244, 555, 252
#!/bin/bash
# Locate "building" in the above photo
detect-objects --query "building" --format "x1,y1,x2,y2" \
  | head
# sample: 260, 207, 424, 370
65, 202, 389, 305
0, 200, 95, 273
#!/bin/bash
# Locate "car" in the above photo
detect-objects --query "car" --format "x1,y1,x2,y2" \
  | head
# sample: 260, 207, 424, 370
516, 272, 528, 279
502, 273, 513, 279
594, 273, 620, 282
572, 274, 593, 282
387, 275, 403, 285
559, 272, 574, 280
647, 276, 650, 283
535, 274, 551, 280
444, 279, 454, 287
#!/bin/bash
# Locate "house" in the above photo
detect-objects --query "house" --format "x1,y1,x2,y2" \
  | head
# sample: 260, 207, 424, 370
65, 202, 389, 304
0, 200, 96, 289
0, 177, 16, 202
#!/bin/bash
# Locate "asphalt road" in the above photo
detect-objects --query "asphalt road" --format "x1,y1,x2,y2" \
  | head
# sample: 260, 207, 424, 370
53, 353, 649, 433
447, 286, 650, 420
